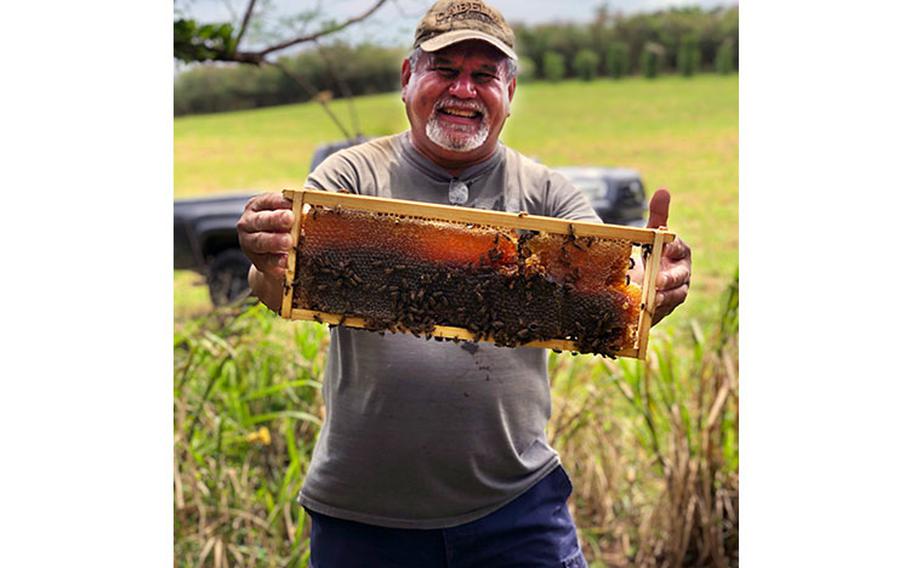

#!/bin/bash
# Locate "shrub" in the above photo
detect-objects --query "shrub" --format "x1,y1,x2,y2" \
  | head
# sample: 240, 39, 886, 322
518, 56, 537, 81
174, 43, 405, 115
640, 42, 664, 79
715, 38, 735, 74
573, 49, 599, 81
677, 34, 701, 77
606, 42, 630, 79
542, 50, 566, 82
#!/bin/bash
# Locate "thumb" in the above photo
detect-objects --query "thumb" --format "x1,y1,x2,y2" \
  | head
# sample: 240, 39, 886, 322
647, 188, 671, 228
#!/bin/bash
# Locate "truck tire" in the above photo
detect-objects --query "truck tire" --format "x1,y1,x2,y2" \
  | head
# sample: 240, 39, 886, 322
207, 249, 252, 306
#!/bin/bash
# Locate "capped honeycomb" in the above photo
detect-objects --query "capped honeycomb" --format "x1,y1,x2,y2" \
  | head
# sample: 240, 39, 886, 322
292, 205, 642, 356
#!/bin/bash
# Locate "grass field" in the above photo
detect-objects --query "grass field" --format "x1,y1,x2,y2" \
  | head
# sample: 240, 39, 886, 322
174, 74, 738, 567
175, 74, 738, 324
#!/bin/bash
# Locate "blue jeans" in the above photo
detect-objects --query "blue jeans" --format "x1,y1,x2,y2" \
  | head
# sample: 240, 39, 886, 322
306, 465, 587, 567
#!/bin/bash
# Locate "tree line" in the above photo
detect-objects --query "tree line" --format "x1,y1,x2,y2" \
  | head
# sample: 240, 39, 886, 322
514, 5, 737, 81
175, 6, 737, 116
175, 43, 404, 115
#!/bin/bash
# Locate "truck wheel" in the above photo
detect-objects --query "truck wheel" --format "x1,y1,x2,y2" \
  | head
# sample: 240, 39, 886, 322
207, 249, 252, 306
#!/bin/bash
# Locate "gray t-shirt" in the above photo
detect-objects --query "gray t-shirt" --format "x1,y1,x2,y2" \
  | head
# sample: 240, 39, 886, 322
297, 132, 599, 529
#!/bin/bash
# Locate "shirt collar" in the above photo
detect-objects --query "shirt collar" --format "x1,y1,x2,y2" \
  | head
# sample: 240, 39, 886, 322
399, 131, 504, 183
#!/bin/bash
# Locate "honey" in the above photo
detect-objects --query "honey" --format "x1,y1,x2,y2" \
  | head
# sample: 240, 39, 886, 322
293, 205, 642, 356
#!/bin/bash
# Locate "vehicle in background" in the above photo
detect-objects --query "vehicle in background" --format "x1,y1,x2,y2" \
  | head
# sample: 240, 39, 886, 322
174, 141, 648, 306
174, 192, 256, 305
554, 167, 647, 227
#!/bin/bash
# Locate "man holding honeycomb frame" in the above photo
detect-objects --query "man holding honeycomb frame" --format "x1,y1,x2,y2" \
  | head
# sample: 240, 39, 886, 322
238, 1, 691, 565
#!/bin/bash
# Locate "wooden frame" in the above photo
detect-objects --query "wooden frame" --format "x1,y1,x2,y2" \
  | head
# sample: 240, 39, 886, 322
280, 189, 675, 359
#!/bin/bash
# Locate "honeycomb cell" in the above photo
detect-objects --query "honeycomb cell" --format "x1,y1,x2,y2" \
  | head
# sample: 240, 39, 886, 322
523, 230, 632, 294
292, 205, 642, 356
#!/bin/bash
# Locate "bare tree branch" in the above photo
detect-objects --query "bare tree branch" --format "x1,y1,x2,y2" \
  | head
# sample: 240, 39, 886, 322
235, 0, 258, 46
314, 39, 361, 136
181, 0, 390, 66
267, 60, 352, 140
252, 0, 389, 59
177, 0, 390, 138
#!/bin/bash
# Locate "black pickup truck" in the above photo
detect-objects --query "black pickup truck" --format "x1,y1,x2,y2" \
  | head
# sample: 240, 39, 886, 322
174, 142, 648, 305
174, 191, 258, 305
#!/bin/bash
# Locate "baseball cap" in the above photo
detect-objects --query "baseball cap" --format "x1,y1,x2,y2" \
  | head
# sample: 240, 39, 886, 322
413, 1, 517, 61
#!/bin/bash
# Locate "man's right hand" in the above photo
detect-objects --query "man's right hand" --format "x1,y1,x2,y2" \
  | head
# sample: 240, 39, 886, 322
237, 192, 295, 310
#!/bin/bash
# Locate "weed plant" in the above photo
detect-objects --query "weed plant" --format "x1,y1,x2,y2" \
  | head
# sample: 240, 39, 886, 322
174, 303, 328, 566
552, 272, 738, 567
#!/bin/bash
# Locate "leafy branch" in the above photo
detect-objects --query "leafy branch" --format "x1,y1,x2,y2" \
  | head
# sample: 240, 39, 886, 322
174, 0, 390, 65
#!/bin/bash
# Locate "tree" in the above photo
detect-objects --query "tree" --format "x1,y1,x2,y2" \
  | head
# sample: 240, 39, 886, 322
518, 56, 538, 82
174, 43, 404, 116
174, 0, 390, 66
573, 49, 599, 81
174, 0, 390, 134
542, 51, 566, 82
677, 34, 701, 77
641, 42, 664, 79
606, 42, 630, 79
714, 38, 734, 74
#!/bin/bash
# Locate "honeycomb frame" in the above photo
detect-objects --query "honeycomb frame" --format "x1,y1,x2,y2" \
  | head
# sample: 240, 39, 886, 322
280, 189, 675, 359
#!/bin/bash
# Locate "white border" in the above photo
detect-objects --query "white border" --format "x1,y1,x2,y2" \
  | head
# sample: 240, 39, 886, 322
3, 2, 173, 565
742, 1, 909, 565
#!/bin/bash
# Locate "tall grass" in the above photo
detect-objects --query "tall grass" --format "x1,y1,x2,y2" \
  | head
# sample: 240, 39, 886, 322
552, 272, 738, 567
174, 306, 328, 567
174, 273, 738, 567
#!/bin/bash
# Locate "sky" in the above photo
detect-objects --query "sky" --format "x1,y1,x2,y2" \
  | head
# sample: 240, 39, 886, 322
176, 0, 739, 50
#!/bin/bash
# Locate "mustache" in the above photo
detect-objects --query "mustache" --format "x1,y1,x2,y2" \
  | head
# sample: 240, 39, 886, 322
433, 96, 487, 116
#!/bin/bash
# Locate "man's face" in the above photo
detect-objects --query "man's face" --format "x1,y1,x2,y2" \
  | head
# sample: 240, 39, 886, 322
401, 41, 517, 169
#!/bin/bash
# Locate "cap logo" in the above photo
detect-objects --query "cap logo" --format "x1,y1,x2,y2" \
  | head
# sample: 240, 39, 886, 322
414, 0, 516, 58
435, 2, 499, 27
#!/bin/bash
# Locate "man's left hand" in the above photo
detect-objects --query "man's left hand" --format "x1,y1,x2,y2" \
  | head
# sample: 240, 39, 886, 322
645, 189, 692, 325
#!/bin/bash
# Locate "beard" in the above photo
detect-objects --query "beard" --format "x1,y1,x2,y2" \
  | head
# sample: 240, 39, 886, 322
425, 97, 491, 152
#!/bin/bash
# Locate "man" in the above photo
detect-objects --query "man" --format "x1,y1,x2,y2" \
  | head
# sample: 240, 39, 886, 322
238, 1, 692, 565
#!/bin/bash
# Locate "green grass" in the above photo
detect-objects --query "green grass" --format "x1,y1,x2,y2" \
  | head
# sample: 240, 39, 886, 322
175, 74, 738, 326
